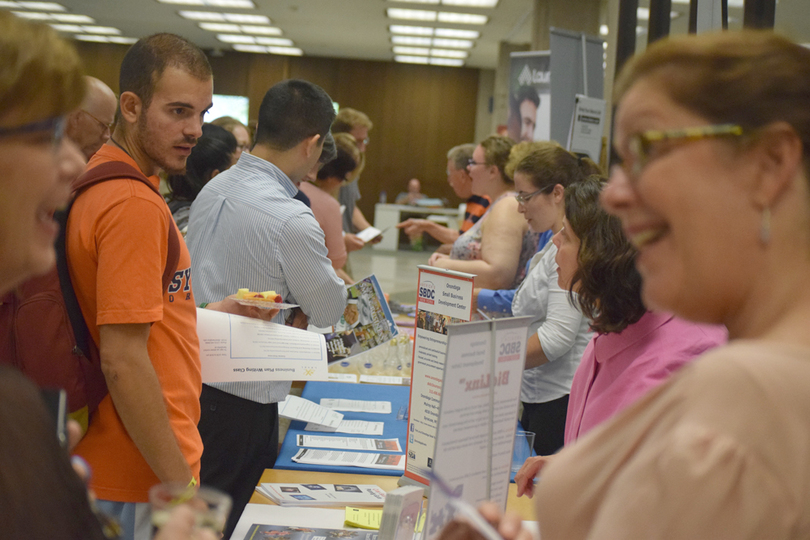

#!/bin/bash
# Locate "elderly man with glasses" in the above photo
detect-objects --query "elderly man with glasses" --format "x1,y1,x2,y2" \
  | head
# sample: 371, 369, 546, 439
64, 76, 117, 161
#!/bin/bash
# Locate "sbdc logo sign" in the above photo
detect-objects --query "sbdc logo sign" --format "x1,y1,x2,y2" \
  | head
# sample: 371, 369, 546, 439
419, 281, 435, 305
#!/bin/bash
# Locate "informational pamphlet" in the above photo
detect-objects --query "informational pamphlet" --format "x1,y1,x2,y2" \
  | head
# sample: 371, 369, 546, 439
297, 435, 403, 453
423, 318, 530, 540
359, 375, 409, 386
242, 524, 379, 540
325, 275, 399, 363
292, 449, 406, 471
403, 266, 475, 487
356, 226, 388, 244
305, 420, 385, 436
566, 94, 606, 163
279, 395, 343, 429
196, 308, 328, 383
319, 399, 392, 414
345, 507, 384, 530
254, 483, 387, 507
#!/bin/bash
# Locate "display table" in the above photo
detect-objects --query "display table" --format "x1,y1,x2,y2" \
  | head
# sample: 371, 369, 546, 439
275, 381, 410, 476
247, 469, 537, 521
372, 203, 462, 251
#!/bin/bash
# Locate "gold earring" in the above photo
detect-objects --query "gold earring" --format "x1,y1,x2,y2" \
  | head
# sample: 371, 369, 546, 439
760, 207, 771, 246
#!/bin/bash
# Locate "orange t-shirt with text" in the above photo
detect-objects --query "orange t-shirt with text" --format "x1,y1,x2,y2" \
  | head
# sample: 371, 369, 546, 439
67, 145, 202, 502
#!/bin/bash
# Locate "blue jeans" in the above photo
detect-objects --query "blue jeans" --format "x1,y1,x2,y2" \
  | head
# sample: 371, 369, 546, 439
95, 500, 151, 540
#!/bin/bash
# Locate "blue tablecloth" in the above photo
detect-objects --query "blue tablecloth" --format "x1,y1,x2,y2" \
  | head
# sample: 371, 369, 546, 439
275, 381, 410, 476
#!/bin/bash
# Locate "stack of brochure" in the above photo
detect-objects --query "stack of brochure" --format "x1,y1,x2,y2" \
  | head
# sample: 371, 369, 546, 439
256, 483, 388, 507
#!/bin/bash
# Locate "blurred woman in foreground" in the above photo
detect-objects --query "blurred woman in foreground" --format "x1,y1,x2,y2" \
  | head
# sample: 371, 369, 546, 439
513, 176, 726, 497
440, 29, 810, 540
0, 12, 215, 540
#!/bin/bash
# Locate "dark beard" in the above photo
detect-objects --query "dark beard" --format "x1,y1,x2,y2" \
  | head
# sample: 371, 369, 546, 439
136, 114, 190, 176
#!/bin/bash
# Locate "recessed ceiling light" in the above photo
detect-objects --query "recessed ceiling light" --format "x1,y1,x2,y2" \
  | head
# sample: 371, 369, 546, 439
437, 12, 487, 24
395, 55, 429, 64
11, 10, 49, 18
179, 10, 224, 20
599, 24, 608, 35
255, 36, 293, 46
434, 28, 478, 38
430, 48, 468, 58
431, 37, 473, 48
108, 36, 138, 44
223, 13, 268, 23
0, 1, 19, 7
389, 25, 434, 35
52, 13, 94, 22
267, 46, 302, 56
430, 57, 464, 66
17, 1, 66, 10
50, 23, 81, 31
386, 8, 437, 21
241, 25, 281, 35
82, 25, 122, 34
217, 33, 255, 43
441, 0, 497, 7
160, 0, 255, 5
206, 0, 254, 7
199, 22, 240, 31
391, 35, 432, 46
232, 44, 267, 53
74, 34, 109, 42
393, 46, 430, 55
387, 0, 439, 3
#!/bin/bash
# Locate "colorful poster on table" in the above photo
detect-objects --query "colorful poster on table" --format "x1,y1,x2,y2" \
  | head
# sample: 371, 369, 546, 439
424, 317, 530, 540
402, 266, 475, 487
324, 275, 398, 363
508, 51, 551, 143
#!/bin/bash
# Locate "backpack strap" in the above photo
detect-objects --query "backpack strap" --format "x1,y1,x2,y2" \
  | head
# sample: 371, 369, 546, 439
61, 161, 182, 357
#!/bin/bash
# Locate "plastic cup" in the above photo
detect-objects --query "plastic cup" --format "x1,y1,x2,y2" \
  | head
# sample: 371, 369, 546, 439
511, 431, 536, 473
149, 482, 232, 533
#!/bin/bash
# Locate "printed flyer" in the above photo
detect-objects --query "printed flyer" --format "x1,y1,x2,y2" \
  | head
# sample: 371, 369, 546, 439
403, 266, 475, 487
325, 275, 399, 363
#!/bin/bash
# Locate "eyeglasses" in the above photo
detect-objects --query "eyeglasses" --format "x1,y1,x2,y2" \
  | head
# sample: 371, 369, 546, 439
81, 109, 114, 133
515, 185, 553, 204
467, 158, 486, 168
0, 116, 66, 147
618, 123, 744, 179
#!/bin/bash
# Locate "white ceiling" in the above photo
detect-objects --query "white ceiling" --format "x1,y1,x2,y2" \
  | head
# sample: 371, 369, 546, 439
5, 0, 808, 70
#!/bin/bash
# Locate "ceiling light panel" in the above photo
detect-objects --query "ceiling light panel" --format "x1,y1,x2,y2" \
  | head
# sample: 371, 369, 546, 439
395, 55, 429, 64
17, 1, 66, 10
386, 8, 437, 21
437, 11, 487, 24
50, 23, 81, 31
53, 13, 93, 22
0, 1, 18, 7
391, 35, 432, 46
389, 25, 434, 35
223, 13, 268, 23
267, 46, 302, 56
431, 37, 473, 48
75, 34, 108, 42
255, 37, 293, 46
10, 9, 49, 18
81, 25, 121, 34
434, 27, 478, 38
108, 36, 138, 44
392, 46, 430, 55
430, 57, 464, 66
217, 33, 255, 43
199, 22, 240, 31
241, 25, 281, 35
179, 10, 224, 20
159, 0, 254, 5
441, 0, 497, 7
232, 44, 266, 53
430, 48, 468, 58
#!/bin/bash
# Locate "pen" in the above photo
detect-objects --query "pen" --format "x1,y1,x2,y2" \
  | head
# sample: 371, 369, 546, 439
426, 470, 503, 540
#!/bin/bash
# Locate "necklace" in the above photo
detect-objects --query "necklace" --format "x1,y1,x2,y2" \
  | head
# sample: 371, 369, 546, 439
109, 136, 132, 158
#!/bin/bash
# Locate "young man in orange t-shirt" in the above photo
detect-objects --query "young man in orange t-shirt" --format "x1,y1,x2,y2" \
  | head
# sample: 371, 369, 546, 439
67, 34, 271, 540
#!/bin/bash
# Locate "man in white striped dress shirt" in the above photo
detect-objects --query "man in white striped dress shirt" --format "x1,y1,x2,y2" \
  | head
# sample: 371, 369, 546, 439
186, 79, 347, 537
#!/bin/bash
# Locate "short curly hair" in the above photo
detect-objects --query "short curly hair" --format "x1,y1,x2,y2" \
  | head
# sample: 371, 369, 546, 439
565, 176, 646, 334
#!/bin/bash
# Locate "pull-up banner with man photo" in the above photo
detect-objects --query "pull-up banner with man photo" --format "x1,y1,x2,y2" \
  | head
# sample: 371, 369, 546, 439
508, 51, 551, 143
